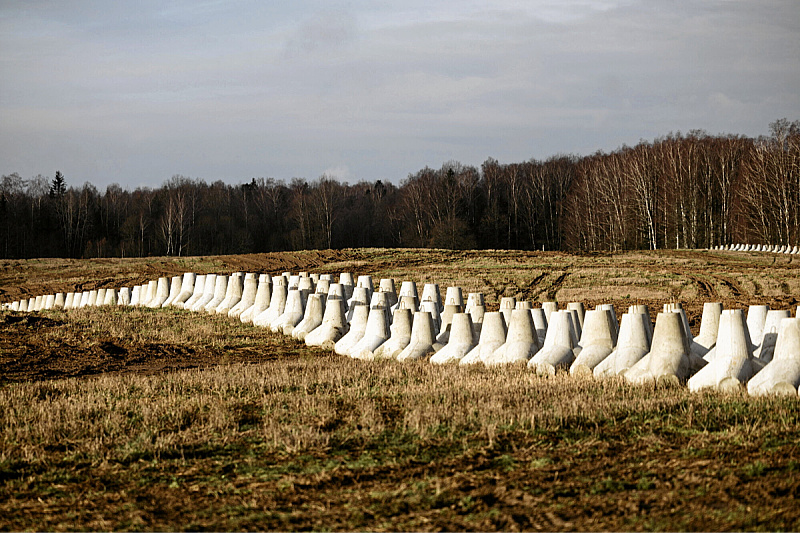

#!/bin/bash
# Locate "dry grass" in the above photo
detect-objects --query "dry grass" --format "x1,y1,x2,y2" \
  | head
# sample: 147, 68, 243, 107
49, 306, 273, 349
3, 344, 797, 464
0, 360, 691, 465
2, 329, 800, 529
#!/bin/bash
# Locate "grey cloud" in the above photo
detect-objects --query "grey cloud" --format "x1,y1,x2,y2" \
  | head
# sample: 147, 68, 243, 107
282, 9, 357, 59
0, 1, 798, 189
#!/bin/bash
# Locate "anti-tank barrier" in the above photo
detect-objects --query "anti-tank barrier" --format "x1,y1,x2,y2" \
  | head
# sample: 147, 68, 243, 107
4, 267, 800, 397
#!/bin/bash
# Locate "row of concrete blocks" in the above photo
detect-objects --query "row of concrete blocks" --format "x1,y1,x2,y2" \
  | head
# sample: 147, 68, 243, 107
713, 244, 800, 254
2, 288, 123, 312
4, 271, 800, 396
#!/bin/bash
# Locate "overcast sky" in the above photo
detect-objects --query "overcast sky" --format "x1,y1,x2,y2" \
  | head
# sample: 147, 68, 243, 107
1, 1, 798, 189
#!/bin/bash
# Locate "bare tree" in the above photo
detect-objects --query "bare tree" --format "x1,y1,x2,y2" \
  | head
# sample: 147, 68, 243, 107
289, 178, 310, 250
741, 120, 800, 245
57, 184, 94, 257
627, 144, 660, 250
310, 175, 342, 249
400, 169, 434, 246
158, 180, 189, 256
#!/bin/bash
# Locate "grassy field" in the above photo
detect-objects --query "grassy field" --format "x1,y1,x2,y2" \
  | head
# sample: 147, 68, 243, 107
1, 248, 800, 530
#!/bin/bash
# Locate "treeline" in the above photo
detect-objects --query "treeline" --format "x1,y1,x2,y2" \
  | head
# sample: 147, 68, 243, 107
2, 119, 798, 259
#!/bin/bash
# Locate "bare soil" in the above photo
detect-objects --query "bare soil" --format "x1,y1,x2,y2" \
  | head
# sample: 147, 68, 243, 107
0, 312, 290, 383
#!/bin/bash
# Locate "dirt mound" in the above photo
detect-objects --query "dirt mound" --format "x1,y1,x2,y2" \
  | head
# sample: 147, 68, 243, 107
217, 249, 352, 273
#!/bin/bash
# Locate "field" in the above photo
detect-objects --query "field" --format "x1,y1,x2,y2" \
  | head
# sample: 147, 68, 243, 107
1, 248, 799, 531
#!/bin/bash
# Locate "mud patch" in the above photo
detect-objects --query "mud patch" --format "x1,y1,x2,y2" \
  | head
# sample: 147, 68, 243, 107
1, 314, 63, 328
0, 314, 287, 383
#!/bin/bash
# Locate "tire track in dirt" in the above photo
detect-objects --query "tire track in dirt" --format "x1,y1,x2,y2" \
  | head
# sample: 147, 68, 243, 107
685, 274, 717, 300
714, 275, 743, 299
519, 272, 548, 302
478, 271, 549, 304
751, 278, 763, 296
479, 277, 505, 303
542, 271, 569, 301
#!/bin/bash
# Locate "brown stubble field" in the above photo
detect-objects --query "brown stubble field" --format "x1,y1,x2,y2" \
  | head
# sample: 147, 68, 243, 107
1, 248, 799, 531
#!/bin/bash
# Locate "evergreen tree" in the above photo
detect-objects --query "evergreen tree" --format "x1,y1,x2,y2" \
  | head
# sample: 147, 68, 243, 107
49, 171, 66, 198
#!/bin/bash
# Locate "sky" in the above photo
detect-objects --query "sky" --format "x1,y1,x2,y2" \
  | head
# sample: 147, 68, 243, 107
1, 0, 799, 189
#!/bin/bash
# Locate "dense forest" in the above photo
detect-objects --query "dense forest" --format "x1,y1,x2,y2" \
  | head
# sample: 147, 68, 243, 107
2, 119, 799, 259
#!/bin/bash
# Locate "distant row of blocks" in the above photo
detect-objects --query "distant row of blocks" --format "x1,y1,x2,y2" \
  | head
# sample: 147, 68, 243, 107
4, 271, 800, 397
713, 244, 800, 254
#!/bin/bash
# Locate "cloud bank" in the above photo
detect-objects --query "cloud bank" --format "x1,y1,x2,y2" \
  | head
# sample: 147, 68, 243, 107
1, 0, 798, 188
